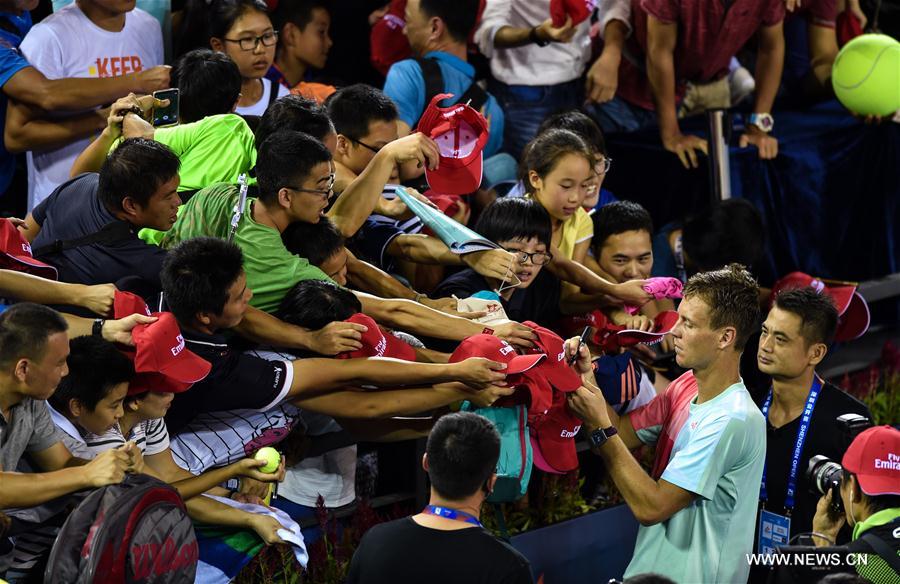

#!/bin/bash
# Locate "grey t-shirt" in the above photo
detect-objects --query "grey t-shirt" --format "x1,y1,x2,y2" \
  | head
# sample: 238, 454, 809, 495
0, 398, 62, 472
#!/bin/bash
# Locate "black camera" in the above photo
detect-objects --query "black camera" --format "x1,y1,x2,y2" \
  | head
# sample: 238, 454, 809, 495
806, 413, 872, 514
808, 455, 844, 513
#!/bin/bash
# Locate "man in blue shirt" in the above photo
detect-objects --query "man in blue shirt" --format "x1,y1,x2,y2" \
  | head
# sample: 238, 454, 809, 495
0, 0, 169, 199
383, 0, 513, 186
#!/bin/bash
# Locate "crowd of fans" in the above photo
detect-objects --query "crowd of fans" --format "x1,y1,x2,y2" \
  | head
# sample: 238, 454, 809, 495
0, 0, 896, 582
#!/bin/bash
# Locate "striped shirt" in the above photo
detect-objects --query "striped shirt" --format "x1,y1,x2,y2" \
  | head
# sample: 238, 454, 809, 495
83, 417, 169, 457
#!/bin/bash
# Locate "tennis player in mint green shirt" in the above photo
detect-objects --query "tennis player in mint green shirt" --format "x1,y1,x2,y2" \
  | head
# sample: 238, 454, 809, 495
567, 264, 766, 583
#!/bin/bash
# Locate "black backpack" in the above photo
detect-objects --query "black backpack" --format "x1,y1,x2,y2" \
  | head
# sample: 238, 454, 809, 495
44, 474, 198, 583
415, 57, 489, 114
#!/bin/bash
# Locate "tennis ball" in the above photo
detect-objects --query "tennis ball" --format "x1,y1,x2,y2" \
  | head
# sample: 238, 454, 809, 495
254, 447, 281, 473
832, 34, 900, 116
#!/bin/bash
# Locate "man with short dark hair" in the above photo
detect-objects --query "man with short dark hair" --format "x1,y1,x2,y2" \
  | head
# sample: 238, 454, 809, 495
327, 84, 400, 194
20, 138, 180, 291
346, 412, 533, 584
161, 131, 335, 313
0, 303, 135, 511
591, 201, 655, 285
384, 0, 505, 161
749, 287, 870, 580
567, 264, 766, 582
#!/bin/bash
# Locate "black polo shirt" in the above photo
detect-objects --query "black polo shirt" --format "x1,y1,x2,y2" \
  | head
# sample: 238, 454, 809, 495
755, 381, 871, 540
31, 173, 167, 289
165, 328, 294, 434
433, 268, 561, 328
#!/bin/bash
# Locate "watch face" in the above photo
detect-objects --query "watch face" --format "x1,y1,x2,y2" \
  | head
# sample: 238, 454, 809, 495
590, 428, 607, 447
751, 114, 774, 132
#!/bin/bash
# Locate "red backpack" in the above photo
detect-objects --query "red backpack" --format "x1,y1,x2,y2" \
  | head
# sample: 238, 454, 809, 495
45, 474, 198, 583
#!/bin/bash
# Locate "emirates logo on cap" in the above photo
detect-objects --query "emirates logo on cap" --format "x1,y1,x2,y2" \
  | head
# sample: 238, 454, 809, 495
560, 426, 581, 439
374, 336, 387, 357
170, 334, 185, 357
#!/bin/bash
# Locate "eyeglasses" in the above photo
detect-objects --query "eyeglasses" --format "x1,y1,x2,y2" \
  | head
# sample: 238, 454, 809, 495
223, 30, 279, 51
351, 138, 383, 154
595, 157, 613, 175
503, 247, 553, 266
285, 174, 336, 199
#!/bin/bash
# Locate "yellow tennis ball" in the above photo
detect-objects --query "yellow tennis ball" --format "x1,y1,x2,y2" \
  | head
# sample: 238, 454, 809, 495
254, 447, 280, 473
832, 34, 900, 116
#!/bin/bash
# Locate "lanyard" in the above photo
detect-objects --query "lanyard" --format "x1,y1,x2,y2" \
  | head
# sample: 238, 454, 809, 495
759, 375, 823, 511
422, 505, 483, 527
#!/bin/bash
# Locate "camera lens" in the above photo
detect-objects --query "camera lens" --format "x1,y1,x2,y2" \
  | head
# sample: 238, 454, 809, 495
808, 455, 842, 495
807, 455, 844, 514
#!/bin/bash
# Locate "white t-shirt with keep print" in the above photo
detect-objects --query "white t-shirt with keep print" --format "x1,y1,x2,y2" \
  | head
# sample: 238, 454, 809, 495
20, 4, 163, 210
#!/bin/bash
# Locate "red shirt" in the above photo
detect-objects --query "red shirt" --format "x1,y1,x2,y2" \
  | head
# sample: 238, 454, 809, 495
617, 0, 785, 110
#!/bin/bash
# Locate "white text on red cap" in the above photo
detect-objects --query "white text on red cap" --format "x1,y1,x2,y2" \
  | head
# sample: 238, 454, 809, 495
875, 452, 900, 470
171, 334, 185, 357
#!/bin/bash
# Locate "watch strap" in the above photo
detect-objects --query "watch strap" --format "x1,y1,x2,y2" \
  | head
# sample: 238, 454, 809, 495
529, 27, 549, 47
589, 425, 618, 448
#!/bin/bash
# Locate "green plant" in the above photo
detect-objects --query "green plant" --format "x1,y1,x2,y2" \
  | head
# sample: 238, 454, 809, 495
482, 471, 608, 537
839, 341, 900, 426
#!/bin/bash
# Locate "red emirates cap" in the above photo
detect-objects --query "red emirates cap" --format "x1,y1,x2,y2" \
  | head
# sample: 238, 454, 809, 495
417, 93, 489, 195
523, 322, 582, 392
530, 391, 582, 474
449, 334, 544, 374
337, 313, 417, 361
842, 426, 900, 496
130, 312, 211, 391
0, 219, 57, 280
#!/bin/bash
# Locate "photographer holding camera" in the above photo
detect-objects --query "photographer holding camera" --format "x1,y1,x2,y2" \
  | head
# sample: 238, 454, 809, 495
811, 426, 900, 584
751, 288, 871, 580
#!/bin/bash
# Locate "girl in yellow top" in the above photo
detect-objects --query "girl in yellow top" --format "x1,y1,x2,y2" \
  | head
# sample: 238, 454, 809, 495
522, 129, 650, 309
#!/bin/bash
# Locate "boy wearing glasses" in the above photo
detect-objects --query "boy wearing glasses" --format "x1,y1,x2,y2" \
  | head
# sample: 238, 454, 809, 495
433, 197, 561, 327
15, 0, 164, 209
160, 130, 335, 313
